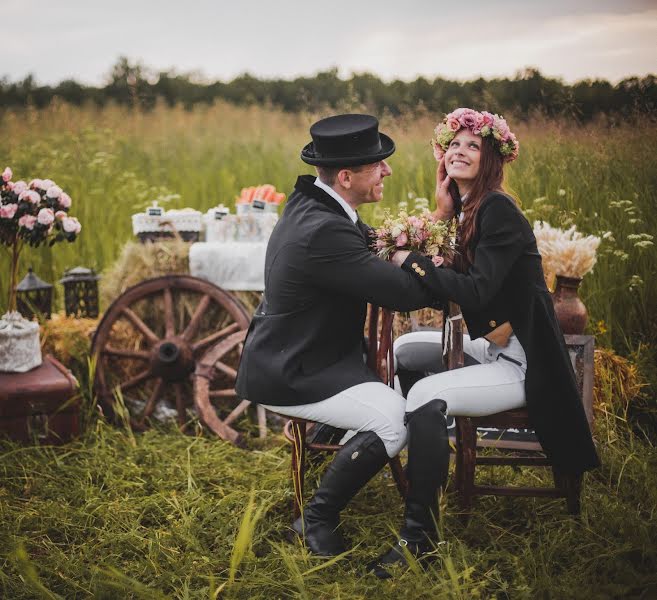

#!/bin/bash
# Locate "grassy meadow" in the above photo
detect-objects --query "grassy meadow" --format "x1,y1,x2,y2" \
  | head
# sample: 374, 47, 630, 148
1, 102, 657, 598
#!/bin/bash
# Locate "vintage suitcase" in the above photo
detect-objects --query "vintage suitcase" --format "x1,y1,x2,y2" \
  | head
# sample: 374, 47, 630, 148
0, 355, 79, 444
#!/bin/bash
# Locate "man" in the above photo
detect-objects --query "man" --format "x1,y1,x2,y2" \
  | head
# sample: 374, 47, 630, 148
235, 114, 434, 556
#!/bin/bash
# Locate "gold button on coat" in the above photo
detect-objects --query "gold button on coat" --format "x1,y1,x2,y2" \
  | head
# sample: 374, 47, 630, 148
489, 319, 497, 328
411, 262, 418, 269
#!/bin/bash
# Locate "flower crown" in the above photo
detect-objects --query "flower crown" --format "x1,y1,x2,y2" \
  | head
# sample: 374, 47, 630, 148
432, 108, 519, 163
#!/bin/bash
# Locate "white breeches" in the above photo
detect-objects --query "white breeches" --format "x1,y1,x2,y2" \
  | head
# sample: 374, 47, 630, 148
394, 330, 527, 416
261, 381, 406, 458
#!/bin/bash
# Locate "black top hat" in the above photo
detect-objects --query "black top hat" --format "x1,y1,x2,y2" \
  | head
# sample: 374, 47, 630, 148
300, 114, 395, 167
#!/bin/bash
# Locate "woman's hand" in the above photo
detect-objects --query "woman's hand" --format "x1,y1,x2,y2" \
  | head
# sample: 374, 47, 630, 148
433, 157, 455, 221
391, 250, 411, 267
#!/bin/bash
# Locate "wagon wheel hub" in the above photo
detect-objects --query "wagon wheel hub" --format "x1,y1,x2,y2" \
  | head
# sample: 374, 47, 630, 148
151, 336, 195, 381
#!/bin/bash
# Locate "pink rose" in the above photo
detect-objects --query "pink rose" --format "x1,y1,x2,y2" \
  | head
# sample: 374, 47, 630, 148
29, 178, 44, 190
460, 111, 479, 130
18, 214, 37, 230
450, 108, 469, 119
0, 203, 18, 219
62, 216, 81, 234
58, 192, 72, 208
41, 179, 55, 190
395, 232, 408, 247
432, 255, 445, 267
37, 207, 55, 225
408, 216, 423, 229
12, 181, 27, 195
19, 190, 41, 204
446, 116, 460, 132
46, 185, 62, 199
471, 112, 485, 135
2, 167, 12, 182
55, 210, 67, 220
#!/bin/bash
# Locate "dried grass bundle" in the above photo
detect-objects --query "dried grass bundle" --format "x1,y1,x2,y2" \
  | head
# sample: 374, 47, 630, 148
100, 240, 190, 307
40, 311, 98, 368
534, 221, 601, 280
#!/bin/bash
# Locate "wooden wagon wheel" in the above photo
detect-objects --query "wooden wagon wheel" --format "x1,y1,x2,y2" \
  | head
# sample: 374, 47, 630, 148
91, 275, 251, 430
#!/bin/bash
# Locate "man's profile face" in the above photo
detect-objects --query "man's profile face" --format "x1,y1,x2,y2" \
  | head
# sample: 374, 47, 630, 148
347, 160, 392, 205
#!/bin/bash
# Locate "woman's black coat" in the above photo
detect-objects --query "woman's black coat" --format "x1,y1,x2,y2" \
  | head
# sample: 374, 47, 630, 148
403, 191, 600, 474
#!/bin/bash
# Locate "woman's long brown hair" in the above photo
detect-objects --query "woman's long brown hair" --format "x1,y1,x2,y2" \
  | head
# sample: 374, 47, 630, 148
456, 135, 513, 270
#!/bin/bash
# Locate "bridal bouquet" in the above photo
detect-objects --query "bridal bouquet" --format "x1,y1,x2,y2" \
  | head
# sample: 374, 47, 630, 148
372, 208, 456, 266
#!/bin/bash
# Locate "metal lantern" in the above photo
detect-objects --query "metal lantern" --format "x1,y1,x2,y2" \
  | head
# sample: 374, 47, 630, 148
16, 268, 53, 320
59, 267, 100, 318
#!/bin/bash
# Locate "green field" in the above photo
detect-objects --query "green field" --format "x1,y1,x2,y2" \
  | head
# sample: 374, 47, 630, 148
1, 103, 657, 598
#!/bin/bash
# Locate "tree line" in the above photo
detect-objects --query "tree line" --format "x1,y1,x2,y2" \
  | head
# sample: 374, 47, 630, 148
1, 57, 655, 122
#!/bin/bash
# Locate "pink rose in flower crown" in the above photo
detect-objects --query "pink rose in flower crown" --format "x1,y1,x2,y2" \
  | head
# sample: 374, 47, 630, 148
37, 208, 55, 226
446, 116, 460, 132
18, 214, 37, 230
2, 167, 12, 182
0, 203, 18, 219
62, 216, 82, 234
481, 112, 495, 127
58, 192, 72, 208
460, 111, 479, 130
495, 118, 511, 141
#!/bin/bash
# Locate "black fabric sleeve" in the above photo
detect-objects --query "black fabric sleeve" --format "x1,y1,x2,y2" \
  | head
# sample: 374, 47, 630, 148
304, 218, 437, 312
401, 195, 527, 311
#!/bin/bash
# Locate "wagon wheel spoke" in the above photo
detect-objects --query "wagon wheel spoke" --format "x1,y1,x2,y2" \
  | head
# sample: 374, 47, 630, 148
213, 361, 238, 380
182, 294, 211, 342
119, 369, 152, 393
174, 383, 187, 428
192, 322, 241, 354
223, 399, 251, 426
209, 388, 238, 398
141, 378, 165, 422
103, 346, 150, 361
163, 287, 175, 338
121, 307, 160, 346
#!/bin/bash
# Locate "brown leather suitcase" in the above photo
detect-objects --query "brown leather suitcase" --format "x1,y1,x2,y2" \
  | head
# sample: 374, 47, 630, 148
0, 355, 80, 444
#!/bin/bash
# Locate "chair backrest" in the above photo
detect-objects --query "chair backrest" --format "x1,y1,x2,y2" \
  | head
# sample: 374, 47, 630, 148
444, 301, 465, 371
366, 305, 395, 386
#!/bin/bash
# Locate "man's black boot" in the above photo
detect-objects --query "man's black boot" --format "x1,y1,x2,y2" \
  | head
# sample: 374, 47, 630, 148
292, 431, 389, 556
369, 398, 450, 578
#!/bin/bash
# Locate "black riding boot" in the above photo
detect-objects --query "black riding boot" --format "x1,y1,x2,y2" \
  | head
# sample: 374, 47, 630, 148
292, 431, 389, 556
369, 398, 450, 578
396, 368, 426, 398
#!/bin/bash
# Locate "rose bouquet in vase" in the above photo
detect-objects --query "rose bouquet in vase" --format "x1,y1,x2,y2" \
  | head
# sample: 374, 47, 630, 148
0, 167, 82, 372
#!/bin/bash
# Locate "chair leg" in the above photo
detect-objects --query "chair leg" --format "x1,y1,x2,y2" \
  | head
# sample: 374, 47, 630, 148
291, 420, 307, 520
553, 468, 583, 515
456, 417, 477, 522
388, 456, 408, 498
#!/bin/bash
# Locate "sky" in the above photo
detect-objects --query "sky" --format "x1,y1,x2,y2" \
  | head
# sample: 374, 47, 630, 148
3, 0, 656, 86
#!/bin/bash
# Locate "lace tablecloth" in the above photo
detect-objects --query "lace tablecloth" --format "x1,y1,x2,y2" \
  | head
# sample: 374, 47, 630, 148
189, 241, 267, 291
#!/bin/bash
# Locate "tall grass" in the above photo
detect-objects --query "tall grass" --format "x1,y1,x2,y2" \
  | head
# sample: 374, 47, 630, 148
1, 102, 656, 372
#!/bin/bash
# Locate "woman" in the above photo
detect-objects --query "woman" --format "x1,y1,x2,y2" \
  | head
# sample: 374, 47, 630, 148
369, 108, 599, 578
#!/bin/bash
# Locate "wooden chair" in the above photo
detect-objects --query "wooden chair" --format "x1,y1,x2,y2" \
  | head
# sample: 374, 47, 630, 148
444, 302, 595, 518
283, 306, 407, 518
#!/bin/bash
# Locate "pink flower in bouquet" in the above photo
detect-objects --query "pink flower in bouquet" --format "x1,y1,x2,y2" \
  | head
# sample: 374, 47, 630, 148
2, 167, 12, 182
0, 203, 18, 219
375, 239, 387, 250
29, 178, 44, 190
62, 216, 82, 234
37, 207, 55, 225
408, 215, 424, 229
18, 214, 37, 230
432, 255, 445, 267
58, 192, 72, 208
55, 210, 67, 220
19, 190, 41, 204
41, 179, 55, 190
46, 185, 62, 199
395, 232, 409, 247
12, 181, 27, 194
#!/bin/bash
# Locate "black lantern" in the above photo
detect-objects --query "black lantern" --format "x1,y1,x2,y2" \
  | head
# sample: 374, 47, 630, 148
16, 268, 53, 320
59, 267, 100, 318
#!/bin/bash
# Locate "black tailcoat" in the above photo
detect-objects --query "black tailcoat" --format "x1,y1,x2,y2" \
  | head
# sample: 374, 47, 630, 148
235, 175, 434, 407
403, 192, 600, 474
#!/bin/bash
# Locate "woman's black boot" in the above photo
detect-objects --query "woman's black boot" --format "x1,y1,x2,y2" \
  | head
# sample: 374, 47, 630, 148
369, 398, 450, 578
396, 368, 425, 398
292, 431, 389, 556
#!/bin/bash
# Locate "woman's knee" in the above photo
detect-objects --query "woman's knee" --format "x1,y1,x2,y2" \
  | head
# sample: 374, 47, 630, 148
393, 331, 443, 372
406, 378, 455, 414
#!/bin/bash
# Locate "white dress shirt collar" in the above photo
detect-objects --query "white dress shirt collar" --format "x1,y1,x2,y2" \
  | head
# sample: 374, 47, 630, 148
314, 177, 358, 223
